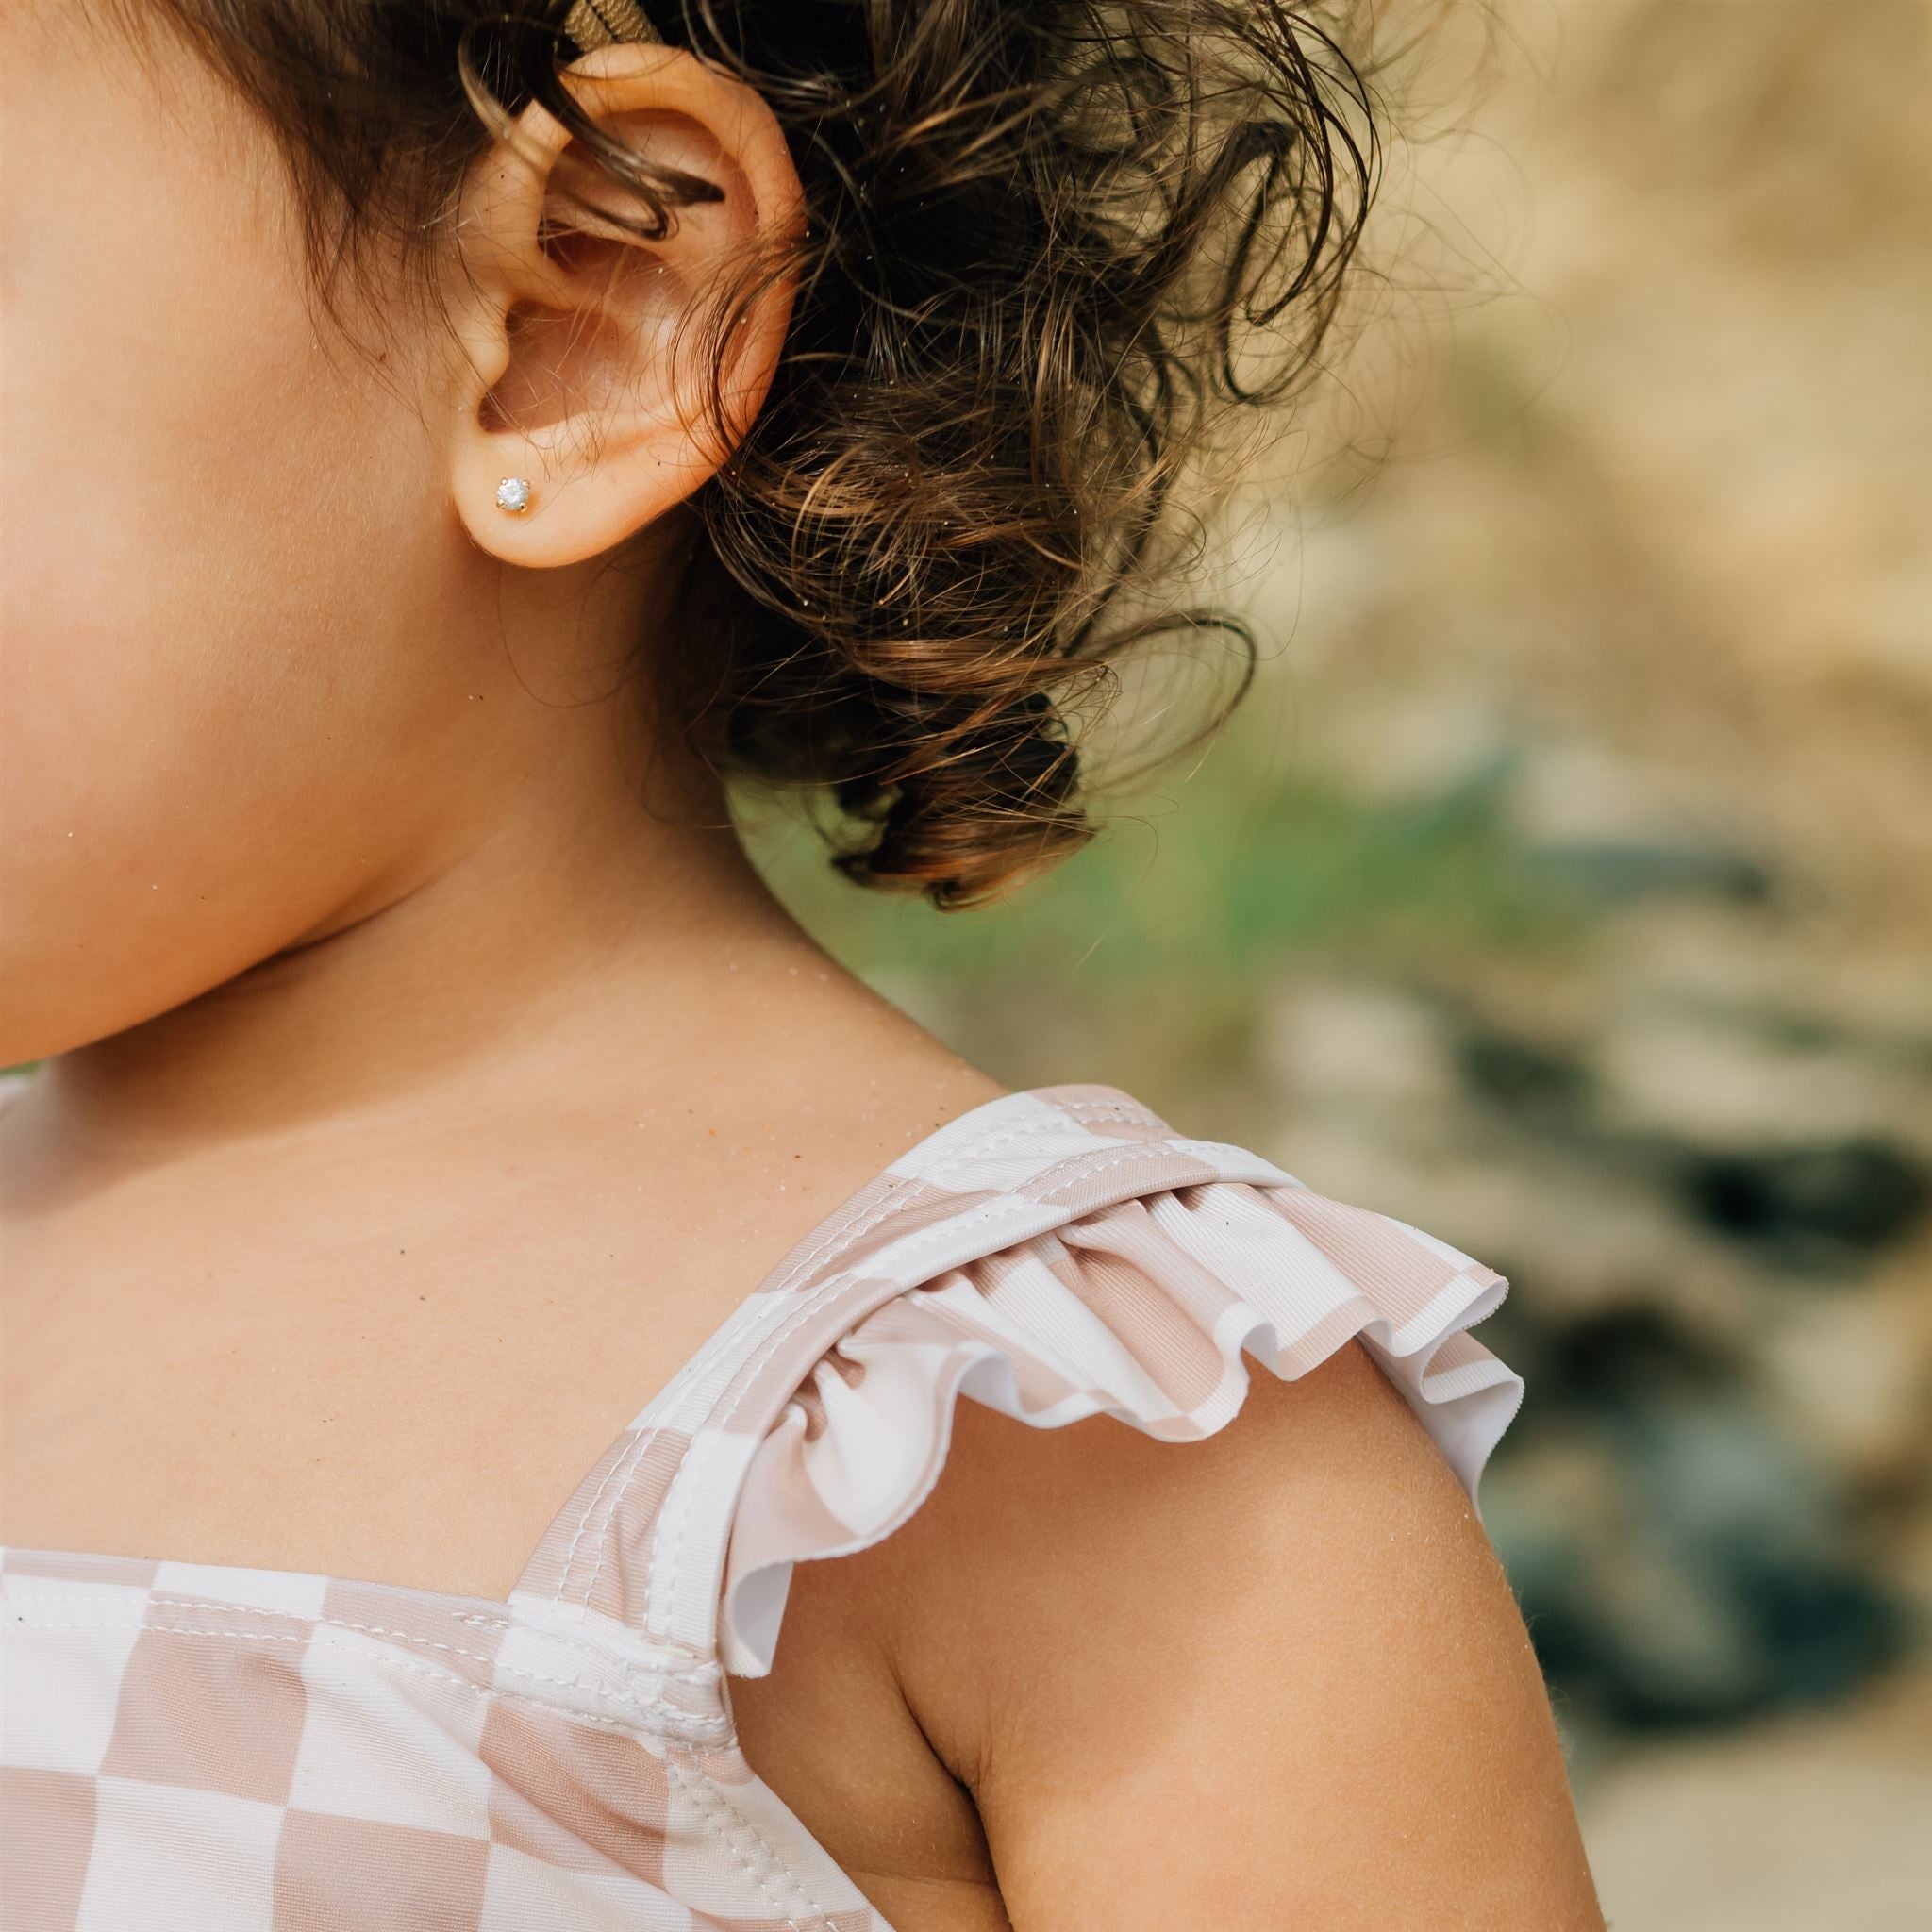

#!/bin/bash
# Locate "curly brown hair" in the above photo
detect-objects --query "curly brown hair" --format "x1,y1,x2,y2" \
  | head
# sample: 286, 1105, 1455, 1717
134, 0, 1376, 908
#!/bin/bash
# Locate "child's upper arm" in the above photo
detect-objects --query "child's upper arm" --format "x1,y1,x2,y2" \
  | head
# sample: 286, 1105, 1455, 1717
874, 1339, 1607, 1931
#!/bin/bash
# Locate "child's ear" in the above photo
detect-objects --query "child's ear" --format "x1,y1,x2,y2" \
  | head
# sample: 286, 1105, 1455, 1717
442, 42, 804, 567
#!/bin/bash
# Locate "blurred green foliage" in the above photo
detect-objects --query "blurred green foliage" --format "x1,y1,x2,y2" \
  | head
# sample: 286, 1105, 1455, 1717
744, 745, 1590, 1004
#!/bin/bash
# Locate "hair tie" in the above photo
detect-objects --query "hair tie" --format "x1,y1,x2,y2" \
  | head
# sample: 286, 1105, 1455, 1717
561, 0, 658, 53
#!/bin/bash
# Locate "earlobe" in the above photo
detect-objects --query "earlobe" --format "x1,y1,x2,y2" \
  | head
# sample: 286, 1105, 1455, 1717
442, 43, 803, 570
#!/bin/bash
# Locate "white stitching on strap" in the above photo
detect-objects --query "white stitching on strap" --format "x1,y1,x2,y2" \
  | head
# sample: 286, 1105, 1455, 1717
3, 1606, 729, 1742
664, 1749, 838, 1932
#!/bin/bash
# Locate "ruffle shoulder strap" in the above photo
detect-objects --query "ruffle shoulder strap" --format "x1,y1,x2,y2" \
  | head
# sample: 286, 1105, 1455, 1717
716, 1086, 1523, 1678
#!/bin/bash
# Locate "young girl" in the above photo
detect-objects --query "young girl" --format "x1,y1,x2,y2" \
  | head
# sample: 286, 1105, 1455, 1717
0, 0, 1604, 1924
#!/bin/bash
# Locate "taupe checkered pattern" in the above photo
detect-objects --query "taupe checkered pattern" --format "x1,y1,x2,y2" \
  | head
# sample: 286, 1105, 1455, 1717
2, 1080, 1523, 1926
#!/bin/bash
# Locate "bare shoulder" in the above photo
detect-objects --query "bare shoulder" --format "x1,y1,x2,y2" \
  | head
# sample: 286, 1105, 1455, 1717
834, 1339, 1607, 1930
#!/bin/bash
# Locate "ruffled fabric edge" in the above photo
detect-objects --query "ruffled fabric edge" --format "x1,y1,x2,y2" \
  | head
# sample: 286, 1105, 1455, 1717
719, 1173, 1524, 1677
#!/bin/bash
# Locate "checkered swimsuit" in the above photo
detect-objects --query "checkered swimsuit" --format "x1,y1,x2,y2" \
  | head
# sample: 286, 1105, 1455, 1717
2, 1082, 1524, 1929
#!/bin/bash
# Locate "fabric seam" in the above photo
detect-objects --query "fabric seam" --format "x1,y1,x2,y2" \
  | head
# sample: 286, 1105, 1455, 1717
0, 1586, 709, 1682
0, 1604, 729, 1742
664, 1746, 840, 1932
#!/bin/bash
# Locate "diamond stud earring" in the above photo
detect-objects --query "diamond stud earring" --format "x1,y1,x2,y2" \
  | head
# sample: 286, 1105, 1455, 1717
495, 477, 533, 516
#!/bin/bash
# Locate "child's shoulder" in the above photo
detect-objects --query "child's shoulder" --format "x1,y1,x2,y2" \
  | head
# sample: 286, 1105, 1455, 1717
715, 1074, 1524, 1670
726, 1083, 1561, 1920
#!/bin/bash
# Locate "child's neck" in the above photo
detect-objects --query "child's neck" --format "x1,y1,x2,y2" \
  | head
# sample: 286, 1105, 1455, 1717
9, 750, 915, 1192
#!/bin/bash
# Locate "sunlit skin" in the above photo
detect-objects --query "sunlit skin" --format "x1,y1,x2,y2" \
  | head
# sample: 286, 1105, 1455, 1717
0, 5, 1604, 1924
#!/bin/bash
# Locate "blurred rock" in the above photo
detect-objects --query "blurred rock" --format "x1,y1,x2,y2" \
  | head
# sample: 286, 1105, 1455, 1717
1489, 1319, 1910, 1730
1454, 1024, 1595, 1123
1313, 691, 1520, 807
1522, 838, 1773, 906
1758, 1284, 1932, 1484
1677, 1137, 1931, 1272
1594, 997, 1918, 1146
1257, 980, 1460, 1121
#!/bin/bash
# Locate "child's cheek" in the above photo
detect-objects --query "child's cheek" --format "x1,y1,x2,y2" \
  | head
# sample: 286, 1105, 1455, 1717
0, 11, 464, 1061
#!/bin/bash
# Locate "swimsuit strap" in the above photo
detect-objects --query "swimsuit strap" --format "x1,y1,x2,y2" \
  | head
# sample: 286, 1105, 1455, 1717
508, 1085, 1293, 1651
